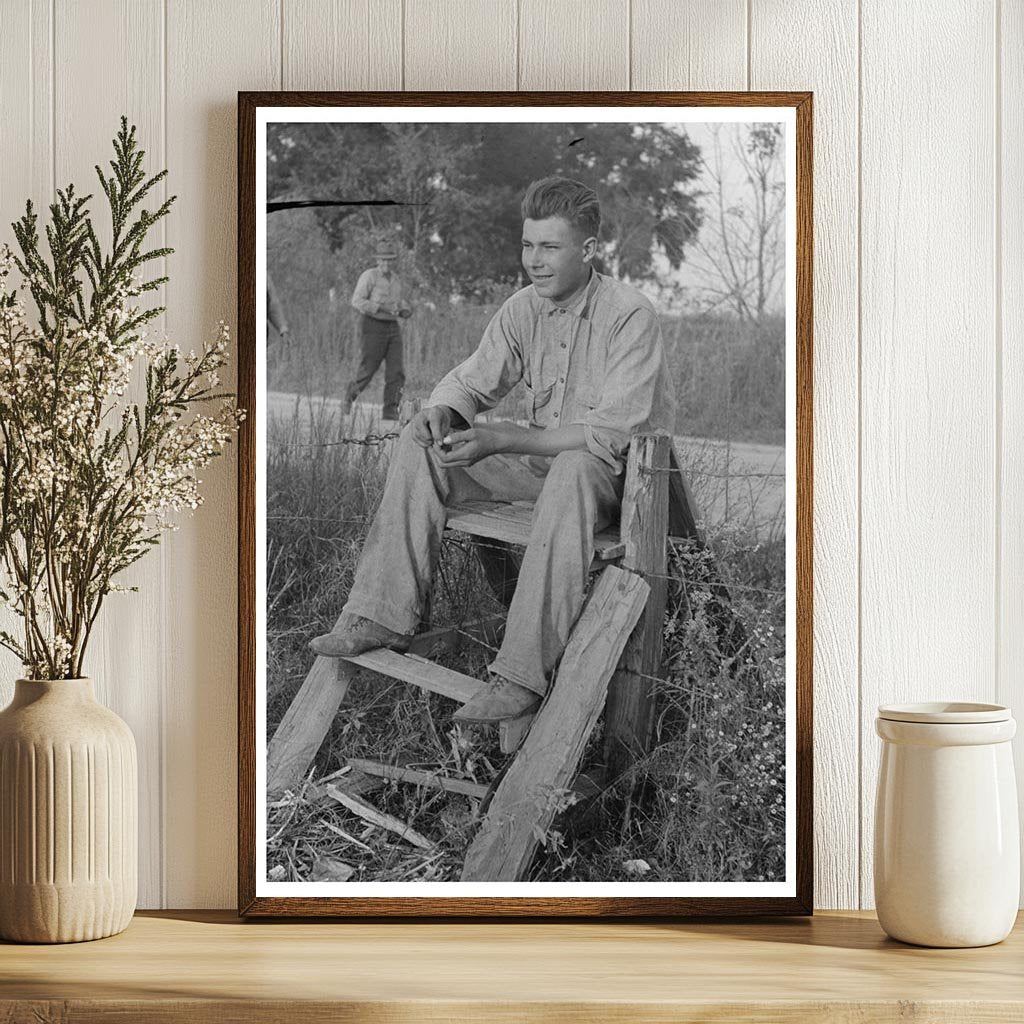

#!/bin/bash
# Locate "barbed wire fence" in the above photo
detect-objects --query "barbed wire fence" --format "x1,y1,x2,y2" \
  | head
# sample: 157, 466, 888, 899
268, 422, 786, 684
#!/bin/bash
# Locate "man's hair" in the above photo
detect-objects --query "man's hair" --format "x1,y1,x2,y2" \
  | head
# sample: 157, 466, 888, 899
521, 177, 601, 240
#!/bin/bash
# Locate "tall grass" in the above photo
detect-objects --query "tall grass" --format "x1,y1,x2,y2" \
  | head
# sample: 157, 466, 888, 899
268, 300, 785, 446
266, 414, 786, 884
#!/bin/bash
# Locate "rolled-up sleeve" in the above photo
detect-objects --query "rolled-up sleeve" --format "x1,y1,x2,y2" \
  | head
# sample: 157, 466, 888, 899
427, 300, 524, 426
351, 269, 377, 315
577, 306, 668, 471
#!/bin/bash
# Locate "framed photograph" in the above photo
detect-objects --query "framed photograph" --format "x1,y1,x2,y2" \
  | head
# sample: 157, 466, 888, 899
238, 91, 812, 916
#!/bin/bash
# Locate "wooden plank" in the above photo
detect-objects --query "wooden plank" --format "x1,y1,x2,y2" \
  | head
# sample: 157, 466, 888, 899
603, 436, 669, 777
268, 610, 502, 799
7, 909, 1024, 1013
1001, 0, 1024, 907
462, 565, 649, 881
631, 0, 747, 91
341, 649, 482, 703
751, 0, 859, 911
283, 0, 402, 90
54, 0, 166, 910
326, 787, 434, 850
446, 505, 624, 560
404, 0, 516, 90
519, 0, 629, 90
347, 758, 489, 800
164, 0, 280, 907
266, 659, 354, 797
859, 0, 997, 910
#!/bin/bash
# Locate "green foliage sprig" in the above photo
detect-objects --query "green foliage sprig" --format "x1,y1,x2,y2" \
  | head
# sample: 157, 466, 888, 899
0, 117, 242, 679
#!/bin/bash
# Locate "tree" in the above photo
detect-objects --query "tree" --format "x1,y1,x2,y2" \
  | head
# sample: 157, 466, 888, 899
683, 123, 785, 322
266, 121, 705, 296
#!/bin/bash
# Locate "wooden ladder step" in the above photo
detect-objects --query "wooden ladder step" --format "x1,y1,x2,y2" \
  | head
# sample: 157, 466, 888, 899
341, 648, 530, 754
446, 501, 624, 561
342, 649, 481, 703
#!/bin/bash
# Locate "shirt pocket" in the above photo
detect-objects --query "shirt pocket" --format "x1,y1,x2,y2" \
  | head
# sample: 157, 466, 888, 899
523, 381, 555, 420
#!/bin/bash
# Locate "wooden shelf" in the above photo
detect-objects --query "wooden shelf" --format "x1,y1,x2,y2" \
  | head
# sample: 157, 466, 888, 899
2, 909, 1022, 1022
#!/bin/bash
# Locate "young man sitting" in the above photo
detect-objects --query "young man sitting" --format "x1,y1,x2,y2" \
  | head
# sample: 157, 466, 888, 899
311, 176, 676, 723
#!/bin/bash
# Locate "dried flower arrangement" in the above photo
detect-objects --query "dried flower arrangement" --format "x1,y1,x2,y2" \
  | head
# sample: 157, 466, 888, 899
0, 118, 241, 679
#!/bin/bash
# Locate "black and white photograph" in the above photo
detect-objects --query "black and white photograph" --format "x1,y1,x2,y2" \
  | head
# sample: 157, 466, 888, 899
241, 95, 811, 914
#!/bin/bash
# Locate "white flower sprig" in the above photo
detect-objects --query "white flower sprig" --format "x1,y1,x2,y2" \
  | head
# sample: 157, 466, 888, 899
0, 119, 242, 679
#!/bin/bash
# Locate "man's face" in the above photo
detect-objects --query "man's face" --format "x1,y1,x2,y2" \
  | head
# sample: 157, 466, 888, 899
521, 217, 594, 305
376, 256, 396, 275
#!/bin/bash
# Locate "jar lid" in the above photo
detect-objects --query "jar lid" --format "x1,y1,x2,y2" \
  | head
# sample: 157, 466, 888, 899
877, 702, 1011, 724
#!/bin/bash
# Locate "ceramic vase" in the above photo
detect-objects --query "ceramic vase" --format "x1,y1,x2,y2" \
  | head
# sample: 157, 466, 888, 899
874, 701, 1019, 948
0, 677, 137, 943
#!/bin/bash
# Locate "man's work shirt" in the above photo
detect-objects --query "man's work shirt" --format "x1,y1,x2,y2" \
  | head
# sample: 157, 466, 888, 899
352, 267, 404, 322
427, 270, 676, 474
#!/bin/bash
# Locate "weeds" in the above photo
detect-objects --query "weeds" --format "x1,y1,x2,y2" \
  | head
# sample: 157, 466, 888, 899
266, 405, 787, 884
267, 300, 784, 446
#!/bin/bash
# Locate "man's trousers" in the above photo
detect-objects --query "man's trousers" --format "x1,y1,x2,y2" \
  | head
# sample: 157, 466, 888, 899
347, 315, 404, 420
342, 427, 623, 696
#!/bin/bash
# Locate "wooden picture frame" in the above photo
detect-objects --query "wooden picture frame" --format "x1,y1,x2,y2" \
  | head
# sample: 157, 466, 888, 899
238, 91, 813, 917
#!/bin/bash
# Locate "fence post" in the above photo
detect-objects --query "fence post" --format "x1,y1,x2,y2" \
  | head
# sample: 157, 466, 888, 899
603, 433, 670, 778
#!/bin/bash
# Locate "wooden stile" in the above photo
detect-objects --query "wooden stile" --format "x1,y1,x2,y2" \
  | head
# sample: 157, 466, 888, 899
267, 616, 504, 796
603, 435, 671, 777
271, 430, 709, 879
267, 609, 355, 798
461, 566, 650, 882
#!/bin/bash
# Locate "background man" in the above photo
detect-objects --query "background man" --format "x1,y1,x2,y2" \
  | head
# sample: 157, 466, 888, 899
347, 240, 411, 422
313, 177, 675, 722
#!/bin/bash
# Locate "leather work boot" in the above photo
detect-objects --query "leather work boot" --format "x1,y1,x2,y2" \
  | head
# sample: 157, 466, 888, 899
309, 614, 410, 658
453, 674, 541, 724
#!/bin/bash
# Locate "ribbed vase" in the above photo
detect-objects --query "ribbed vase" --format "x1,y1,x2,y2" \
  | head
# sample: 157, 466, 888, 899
0, 678, 137, 943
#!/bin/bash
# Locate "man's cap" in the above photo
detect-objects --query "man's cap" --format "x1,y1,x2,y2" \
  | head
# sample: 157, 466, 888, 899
375, 241, 398, 259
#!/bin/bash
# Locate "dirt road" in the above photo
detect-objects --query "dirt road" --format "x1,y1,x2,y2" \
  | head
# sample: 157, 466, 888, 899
266, 391, 784, 533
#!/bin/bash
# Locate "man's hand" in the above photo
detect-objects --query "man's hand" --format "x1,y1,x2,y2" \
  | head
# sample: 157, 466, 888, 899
410, 405, 452, 448
434, 422, 523, 468
398, 306, 412, 319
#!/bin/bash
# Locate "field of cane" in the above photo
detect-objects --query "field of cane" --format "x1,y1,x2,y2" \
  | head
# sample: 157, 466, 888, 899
268, 301, 786, 446
265, 306, 787, 885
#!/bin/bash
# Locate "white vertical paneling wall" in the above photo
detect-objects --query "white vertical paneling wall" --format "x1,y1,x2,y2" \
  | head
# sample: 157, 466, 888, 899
750, 0, 861, 913
162, 0, 279, 908
1002, 0, 1024, 874
404, 0, 517, 90
55, 0, 167, 910
0, 0, 1017, 910
859, 0, 998, 909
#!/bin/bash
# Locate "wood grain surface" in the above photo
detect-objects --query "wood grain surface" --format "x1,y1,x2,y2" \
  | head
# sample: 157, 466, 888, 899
858, 0, 998, 910
2, 910, 1024, 1022
1001, 0, 1024, 885
0, 0, 1017, 914
751, 0, 860, 916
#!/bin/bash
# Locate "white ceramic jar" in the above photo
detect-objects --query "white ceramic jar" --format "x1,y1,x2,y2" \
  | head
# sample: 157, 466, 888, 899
874, 702, 1019, 947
